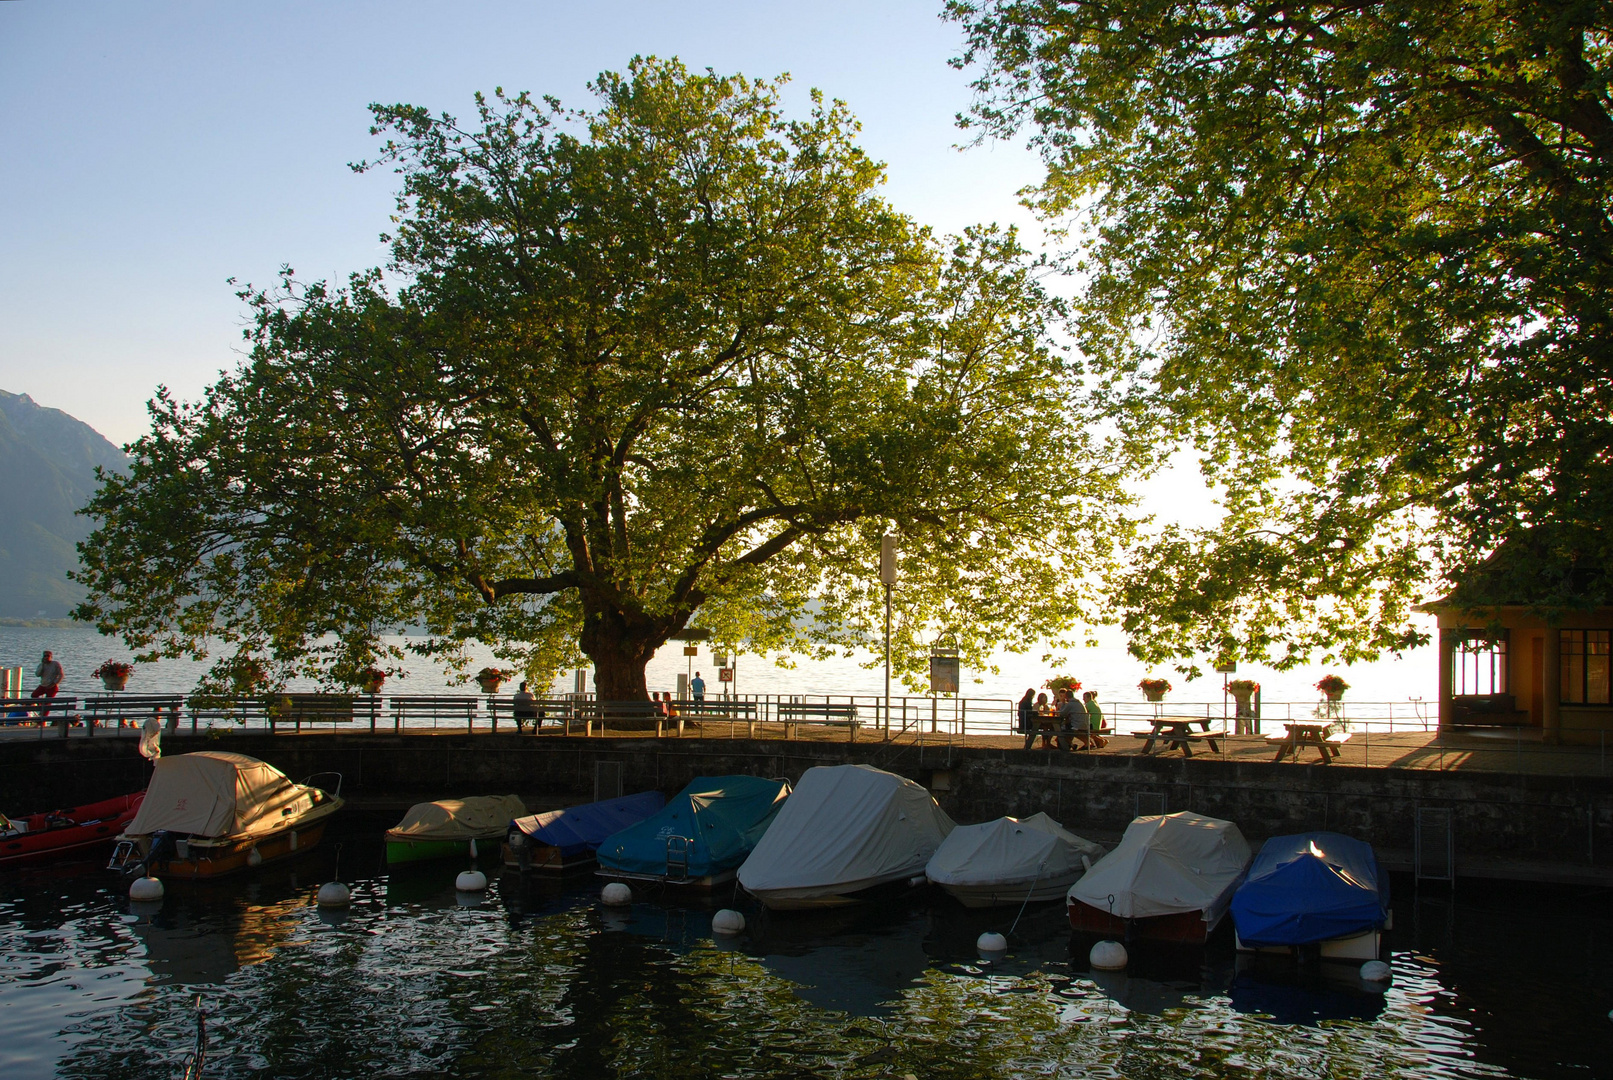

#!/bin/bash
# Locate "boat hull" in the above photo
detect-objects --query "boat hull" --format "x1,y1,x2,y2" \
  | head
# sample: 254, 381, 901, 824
938, 872, 1081, 909
385, 836, 489, 865
1235, 927, 1384, 961
114, 798, 342, 880
1, 793, 145, 866
596, 867, 735, 890
747, 872, 929, 911
1069, 899, 1222, 944
502, 842, 595, 873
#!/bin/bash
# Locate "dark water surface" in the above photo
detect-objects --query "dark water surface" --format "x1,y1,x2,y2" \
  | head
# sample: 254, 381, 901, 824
3, 816, 1611, 1079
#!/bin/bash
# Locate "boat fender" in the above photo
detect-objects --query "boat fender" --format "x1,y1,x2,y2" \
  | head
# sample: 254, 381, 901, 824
1080, 855, 1093, 873
1360, 960, 1391, 983
977, 932, 1008, 954
1090, 940, 1128, 971
507, 829, 527, 849
288, 830, 297, 852
316, 881, 352, 908
711, 909, 746, 935
129, 876, 164, 902
469, 838, 478, 859
601, 882, 633, 906
455, 870, 488, 892
247, 846, 263, 867
908, 874, 927, 888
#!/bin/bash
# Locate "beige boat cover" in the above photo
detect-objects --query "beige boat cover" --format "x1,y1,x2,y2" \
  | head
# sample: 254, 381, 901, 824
385, 795, 528, 841
1069, 811, 1252, 920
126, 751, 317, 840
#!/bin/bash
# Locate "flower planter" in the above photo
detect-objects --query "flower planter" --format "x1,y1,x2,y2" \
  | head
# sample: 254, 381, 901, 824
1323, 690, 1344, 702
360, 679, 385, 695
1142, 689, 1166, 703
100, 674, 129, 692
476, 678, 504, 695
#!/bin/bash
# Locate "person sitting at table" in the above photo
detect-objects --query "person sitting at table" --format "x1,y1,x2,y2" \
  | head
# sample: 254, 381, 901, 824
1082, 690, 1109, 749
1017, 688, 1038, 750
1034, 691, 1053, 748
1054, 689, 1085, 751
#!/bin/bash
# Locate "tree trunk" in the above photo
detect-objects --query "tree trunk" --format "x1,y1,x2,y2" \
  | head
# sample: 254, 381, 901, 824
579, 594, 665, 701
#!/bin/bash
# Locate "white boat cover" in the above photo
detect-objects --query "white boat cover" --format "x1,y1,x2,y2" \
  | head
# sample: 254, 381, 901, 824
926, 813, 1105, 888
126, 751, 317, 840
738, 764, 955, 903
1069, 811, 1252, 920
386, 795, 528, 841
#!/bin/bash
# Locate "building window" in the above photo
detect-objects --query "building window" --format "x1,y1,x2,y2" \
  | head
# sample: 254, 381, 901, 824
1560, 630, 1611, 705
1451, 630, 1508, 695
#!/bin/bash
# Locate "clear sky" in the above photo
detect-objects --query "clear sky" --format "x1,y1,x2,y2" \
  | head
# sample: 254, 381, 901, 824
0, 0, 1046, 448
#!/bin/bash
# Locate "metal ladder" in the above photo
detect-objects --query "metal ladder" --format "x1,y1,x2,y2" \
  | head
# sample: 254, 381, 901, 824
665, 835, 691, 883
1415, 806, 1456, 889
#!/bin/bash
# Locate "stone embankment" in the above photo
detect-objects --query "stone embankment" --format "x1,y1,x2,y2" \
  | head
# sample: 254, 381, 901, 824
6, 732, 1610, 886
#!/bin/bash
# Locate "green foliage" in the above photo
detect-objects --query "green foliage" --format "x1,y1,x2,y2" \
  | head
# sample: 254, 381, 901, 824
75, 58, 1132, 695
950, 1, 1613, 673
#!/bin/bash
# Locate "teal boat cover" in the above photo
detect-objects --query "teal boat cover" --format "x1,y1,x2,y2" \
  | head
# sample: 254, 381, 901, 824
597, 775, 790, 880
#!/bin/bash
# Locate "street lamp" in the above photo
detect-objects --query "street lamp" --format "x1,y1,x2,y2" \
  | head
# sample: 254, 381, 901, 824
880, 534, 897, 739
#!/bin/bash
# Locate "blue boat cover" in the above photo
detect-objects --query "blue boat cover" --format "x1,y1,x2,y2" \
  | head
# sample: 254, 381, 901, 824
597, 775, 789, 880
1231, 832, 1389, 947
509, 790, 666, 859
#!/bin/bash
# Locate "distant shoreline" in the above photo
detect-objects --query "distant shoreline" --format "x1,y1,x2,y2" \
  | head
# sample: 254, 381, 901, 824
0, 618, 76, 628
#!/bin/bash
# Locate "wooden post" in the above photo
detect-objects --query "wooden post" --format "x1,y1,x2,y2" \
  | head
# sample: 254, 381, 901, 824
1544, 627, 1562, 744
1437, 626, 1456, 731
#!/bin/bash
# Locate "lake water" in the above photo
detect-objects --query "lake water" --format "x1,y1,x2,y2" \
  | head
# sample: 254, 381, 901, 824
0, 623, 1437, 710
2, 809, 1609, 1079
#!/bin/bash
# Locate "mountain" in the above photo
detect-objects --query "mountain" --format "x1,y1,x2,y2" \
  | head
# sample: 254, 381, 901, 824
0, 392, 129, 618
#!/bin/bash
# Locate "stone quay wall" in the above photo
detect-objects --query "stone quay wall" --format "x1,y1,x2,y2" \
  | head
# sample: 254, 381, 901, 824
6, 733, 1610, 882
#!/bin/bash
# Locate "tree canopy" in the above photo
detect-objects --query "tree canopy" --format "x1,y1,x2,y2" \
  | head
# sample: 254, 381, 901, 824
950, 1, 1613, 672
76, 58, 1130, 697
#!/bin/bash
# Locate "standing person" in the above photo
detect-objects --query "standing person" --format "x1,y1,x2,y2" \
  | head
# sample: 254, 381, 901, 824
1017, 688, 1037, 750
512, 680, 538, 733
690, 671, 706, 702
1082, 690, 1109, 749
32, 651, 62, 698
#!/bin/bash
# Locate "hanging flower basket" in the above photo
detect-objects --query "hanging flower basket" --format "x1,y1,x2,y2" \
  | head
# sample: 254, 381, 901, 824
93, 660, 134, 692
357, 666, 387, 694
1315, 674, 1349, 702
475, 667, 514, 694
1138, 677, 1171, 703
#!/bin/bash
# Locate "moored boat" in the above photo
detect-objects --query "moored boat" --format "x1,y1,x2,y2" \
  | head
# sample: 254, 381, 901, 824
926, 812, 1105, 908
108, 751, 343, 880
385, 794, 528, 865
738, 764, 954, 910
503, 790, 665, 872
597, 775, 789, 889
1230, 831, 1390, 961
1068, 811, 1252, 943
1, 792, 145, 866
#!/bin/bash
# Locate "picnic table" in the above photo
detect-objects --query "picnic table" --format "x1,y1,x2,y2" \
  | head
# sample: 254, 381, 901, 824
1133, 715, 1220, 756
1268, 720, 1350, 764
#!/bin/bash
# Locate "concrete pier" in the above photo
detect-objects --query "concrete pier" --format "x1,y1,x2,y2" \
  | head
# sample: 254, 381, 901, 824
7, 731, 1610, 886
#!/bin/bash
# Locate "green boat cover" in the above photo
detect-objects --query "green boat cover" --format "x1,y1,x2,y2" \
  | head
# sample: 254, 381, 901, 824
385, 795, 528, 841
597, 775, 789, 879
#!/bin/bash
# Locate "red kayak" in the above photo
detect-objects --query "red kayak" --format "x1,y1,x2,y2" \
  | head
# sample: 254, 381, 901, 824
1, 792, 145, 866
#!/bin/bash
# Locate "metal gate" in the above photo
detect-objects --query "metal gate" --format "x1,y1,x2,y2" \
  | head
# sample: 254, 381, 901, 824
594, 760, 624, 802
1415, 806, 1456, 886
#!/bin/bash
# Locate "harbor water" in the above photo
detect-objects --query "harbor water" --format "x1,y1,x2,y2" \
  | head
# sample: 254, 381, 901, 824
2, 811, 1610, 1079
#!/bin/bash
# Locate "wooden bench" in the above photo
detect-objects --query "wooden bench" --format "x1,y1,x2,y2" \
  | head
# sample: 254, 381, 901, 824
388, 695, 480, 732
776, 702, 861, 742
574, 700, 662, 735
665, 699, 759, 736
486, 697, 578, 734
271, 693, 380, 732
186, 696, 275, 731
1267, 722, 1347, 763
81, 694, 184, 735
0, 696, 80, 731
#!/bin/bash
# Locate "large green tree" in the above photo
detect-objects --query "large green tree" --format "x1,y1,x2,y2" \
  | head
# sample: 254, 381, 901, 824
76, 59, 1129, 698
950, 1, 1613, 672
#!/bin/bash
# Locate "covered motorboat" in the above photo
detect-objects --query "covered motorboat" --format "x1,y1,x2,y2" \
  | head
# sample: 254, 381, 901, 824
926, 812, 1105, 908
108, 751, 343, 879
1, 792, 145, 866
1230, 832, 1390, 960
1068, 811, 1251, 942
385, 794, 529, 865
597, 775, 789, 888
739, 764, 955, 910
503, 790, 666, 872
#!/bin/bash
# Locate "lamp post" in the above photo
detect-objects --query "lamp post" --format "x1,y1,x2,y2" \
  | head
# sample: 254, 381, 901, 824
880, 534, 897, 739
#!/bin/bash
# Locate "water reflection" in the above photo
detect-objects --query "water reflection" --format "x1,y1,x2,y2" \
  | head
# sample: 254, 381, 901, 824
2, 821, 1609, 1079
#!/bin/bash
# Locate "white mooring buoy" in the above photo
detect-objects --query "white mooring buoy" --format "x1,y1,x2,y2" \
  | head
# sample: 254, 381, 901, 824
976, 932, 1008, 954
600, 882, 632, 906
1360, 960, 1391, 983
129, 876, 164, 902
316, 881, 352, 908
456, 870, 488, 892
1090, 940, 1128, 971
712, 909, 746, 935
